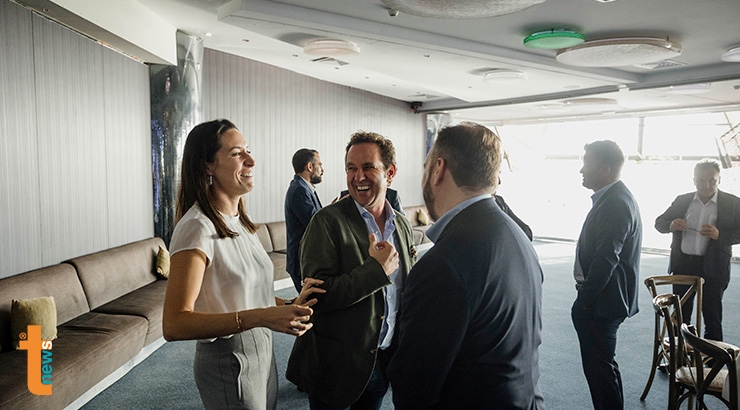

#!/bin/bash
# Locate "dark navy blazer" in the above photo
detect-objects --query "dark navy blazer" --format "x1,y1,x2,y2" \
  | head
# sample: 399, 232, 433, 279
388, 198, 545, 410
574, 180, 642, 319
284, 175, 321, 278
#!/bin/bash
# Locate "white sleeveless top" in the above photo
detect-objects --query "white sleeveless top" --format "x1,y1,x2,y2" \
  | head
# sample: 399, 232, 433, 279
170, 204, 275, 317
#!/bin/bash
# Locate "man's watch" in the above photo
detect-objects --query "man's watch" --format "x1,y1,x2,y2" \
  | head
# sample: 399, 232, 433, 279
284, 297, 296, 305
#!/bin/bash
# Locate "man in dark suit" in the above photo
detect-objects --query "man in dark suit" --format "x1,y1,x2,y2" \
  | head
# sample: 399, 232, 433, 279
495, 193, 533, 240
572, 140, 642, 410
285, 148, 324, 292
387, 122, 545, 410
655, 159, 740, 341
287, 132, 416, 410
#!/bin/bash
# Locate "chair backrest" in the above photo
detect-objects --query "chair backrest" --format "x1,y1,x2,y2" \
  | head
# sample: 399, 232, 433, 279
653, 293, 692, 409
681, 323, 738, 409
645, 275, 703, 332
653, 293, 687, 367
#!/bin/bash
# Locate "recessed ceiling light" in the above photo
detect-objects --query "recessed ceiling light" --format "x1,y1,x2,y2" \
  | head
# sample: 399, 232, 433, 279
379, 0, 547, 18
665, 83, 712, 95
303, 39, 360, 57
556, 37, 681, 67
721, 47, 740, 62
563, 97, 617, 105
482, 69, 527, 84
205, 32, 213, 37
524, 30, 584, 49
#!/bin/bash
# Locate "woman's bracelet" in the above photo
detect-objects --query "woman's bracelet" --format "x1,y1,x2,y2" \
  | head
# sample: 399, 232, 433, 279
235, 311, 243, 332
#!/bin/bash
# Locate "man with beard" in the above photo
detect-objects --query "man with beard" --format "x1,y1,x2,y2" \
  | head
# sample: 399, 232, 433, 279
285, 148, 324, 292
572, 140, 641, 410
287, 132, 416, 410
387, 122, 545, 410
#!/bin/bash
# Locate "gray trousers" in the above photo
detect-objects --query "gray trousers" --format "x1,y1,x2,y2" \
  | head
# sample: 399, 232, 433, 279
194, 328, 277, 410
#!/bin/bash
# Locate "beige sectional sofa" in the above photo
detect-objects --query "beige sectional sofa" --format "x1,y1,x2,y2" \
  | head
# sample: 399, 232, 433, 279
255, 222, 290, 283
0, 238, 167, 410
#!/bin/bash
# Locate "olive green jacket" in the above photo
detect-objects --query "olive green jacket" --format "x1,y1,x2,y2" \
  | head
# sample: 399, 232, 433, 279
286, 196, 416, 409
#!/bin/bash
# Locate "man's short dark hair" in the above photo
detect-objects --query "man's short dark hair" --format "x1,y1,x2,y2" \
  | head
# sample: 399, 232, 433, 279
292, 148, 318, 174
583, 140, 625, 176
344, 131, 396, 170
695, 158, 721, 174
433, 122, 501, 192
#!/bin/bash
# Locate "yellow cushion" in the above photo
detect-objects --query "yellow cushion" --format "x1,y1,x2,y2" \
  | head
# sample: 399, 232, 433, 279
156, 246, 170, 279
417, 208, 430, 226
11, 296, 57, 350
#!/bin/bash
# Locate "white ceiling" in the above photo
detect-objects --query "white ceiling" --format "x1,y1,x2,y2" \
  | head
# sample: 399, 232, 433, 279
42, 0, 740, 124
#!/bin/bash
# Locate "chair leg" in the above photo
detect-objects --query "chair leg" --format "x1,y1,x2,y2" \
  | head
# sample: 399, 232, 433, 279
641, 341, 664, 400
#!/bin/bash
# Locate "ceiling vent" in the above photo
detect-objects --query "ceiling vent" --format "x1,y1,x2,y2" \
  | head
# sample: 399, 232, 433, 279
311, 57, 349, 67
409, 93, 442, 100
634, 59, 687, 70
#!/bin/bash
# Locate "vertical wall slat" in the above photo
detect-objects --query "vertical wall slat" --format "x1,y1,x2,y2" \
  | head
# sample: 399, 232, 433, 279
103, 51, 154, 246
0, 1, 43, 276
33, 14, 109, 265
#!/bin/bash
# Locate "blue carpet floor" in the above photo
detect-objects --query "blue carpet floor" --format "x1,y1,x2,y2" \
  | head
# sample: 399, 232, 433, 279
81, 241, 740, 409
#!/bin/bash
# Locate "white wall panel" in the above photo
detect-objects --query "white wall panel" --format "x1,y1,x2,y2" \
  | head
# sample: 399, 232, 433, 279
0, 1, 43, 276
203, 49, 426, 224
0, 1, 153, 278
103, 51, 154, 247
33, 14, 109, 265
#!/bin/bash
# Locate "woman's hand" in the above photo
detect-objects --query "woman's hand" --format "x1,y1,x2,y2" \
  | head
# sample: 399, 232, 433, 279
295, 277, 326, 306
259, 305, 315, 336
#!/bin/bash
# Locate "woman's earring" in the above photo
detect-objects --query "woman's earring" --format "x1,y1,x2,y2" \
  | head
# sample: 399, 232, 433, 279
208, 175, 213, 186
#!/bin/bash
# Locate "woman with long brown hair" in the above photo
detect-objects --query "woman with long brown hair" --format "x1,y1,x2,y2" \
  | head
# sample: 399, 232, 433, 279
163, 119, 323, 410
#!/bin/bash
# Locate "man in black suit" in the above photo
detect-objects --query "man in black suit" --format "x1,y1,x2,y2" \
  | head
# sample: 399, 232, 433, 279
572, 140, 642, 410
284, 148, 323, 292
387, 122, 545, 410
655, 159, 740, 341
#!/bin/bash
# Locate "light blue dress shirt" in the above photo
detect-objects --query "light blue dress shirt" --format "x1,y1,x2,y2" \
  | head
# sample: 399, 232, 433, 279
354, 200, 399, 350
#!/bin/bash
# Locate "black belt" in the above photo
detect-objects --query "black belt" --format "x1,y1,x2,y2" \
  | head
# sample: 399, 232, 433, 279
681, 253, 704, 261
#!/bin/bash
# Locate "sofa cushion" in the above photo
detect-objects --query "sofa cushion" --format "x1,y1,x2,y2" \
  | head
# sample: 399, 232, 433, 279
403, 205, 431, 227
93, 280, 167, 346
67, 237, 164, 310
0, 264, 89, 352
155, 246, 170, 279
417, 208, 430, 226
266, 222, 287, 253
255, 224, 273, 253
11, 296, 57, 349
0, 312, 147, 410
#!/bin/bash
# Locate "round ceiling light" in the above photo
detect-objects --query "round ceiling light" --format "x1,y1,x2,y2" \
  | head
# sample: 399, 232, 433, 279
379, 0, 546, 18
303, 39, 360, 57
556, 37, 682, 67
524, 30, 584, 49
721, 47, 740, 62
482, 69, 527, 83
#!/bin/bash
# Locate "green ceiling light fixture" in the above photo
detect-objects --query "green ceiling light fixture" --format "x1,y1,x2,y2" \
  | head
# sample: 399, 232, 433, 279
524, 29, 584, 49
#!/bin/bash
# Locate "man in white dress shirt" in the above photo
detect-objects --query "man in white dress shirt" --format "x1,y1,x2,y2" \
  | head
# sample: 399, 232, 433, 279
655, 159, 740, 341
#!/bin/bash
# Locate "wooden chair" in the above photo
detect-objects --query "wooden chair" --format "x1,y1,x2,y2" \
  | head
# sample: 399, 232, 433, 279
652, 293, 693, 410
641, 275, 704, 400
678, 324, 739, 410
